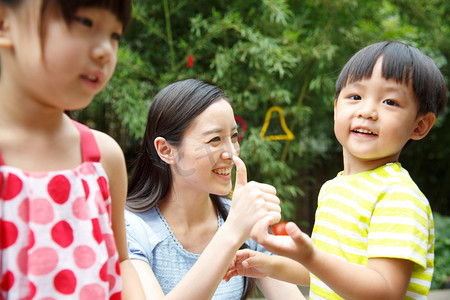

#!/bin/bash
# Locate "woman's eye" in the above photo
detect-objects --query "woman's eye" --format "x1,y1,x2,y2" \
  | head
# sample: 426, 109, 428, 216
231, 132, 239, 141
349, 95, 361, 101
384, 99, 397, 106
75, 17, 93, 27
208, 137, 221, 143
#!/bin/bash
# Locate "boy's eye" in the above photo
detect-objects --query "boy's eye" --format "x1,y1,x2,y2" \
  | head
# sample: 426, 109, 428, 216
74, 17, 93, 27
349, 95, 361, 101
383, 99, 397, 106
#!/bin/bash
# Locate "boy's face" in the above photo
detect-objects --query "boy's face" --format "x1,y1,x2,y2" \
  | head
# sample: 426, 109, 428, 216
334, 58, 433, 174
1, 2, 122, 111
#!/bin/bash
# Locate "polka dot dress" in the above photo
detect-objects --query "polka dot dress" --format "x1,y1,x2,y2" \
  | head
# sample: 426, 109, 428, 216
0, 121, 122, 299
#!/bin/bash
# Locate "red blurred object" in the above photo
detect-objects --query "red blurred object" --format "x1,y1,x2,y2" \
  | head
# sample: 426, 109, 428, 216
270, 221, 288, 236
186, 54, 194, 68
234, 116, 247, 142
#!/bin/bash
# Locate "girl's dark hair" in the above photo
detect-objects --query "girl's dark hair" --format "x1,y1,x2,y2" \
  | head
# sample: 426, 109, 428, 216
335, 41, 447, 117
126, 79, 254, 299
44, 0, 132, 30
1, 0, 132, 30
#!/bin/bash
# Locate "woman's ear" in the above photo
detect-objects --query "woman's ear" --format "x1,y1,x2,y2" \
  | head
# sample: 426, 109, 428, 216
154, 137, 175, 164
411, 112, 436, 141
0, 4, 13, 49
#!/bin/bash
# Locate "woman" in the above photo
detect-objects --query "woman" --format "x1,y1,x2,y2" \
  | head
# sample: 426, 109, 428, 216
125, 79, 305, 299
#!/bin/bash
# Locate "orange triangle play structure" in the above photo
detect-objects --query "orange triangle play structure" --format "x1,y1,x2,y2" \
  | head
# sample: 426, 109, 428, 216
260, 106, 295, 141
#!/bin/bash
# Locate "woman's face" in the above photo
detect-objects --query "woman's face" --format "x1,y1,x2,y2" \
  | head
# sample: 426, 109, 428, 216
171, 99, 240, 196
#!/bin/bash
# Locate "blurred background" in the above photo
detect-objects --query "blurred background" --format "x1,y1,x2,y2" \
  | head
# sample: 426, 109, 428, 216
72, 0, 450, 289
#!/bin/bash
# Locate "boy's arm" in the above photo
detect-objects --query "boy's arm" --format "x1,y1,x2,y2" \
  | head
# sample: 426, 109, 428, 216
253, 218, 414, 300
225, 249, 309, 286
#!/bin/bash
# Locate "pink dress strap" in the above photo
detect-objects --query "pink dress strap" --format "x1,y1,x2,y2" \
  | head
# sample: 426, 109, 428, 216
0, 120, 100, 165
71, 120, 101, 163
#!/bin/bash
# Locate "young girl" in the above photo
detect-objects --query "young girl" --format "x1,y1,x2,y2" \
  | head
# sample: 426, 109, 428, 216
0, 0, 144, 299
125, 79, 306, 299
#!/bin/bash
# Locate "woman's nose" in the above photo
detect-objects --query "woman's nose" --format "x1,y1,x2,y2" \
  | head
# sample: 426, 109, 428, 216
221, 142, 239, 160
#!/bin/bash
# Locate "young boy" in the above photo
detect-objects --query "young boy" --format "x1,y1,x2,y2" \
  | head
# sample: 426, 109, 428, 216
225, 41, 448, 299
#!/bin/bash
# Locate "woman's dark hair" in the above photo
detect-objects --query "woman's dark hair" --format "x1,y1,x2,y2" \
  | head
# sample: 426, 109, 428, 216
335, 41, 447, 117
127, 79, 230, 212
126, 78, 254, 299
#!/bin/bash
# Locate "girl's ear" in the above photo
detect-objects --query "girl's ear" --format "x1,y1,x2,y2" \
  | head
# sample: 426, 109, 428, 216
0, 4, 13, 49
411, 112, 436, 141
154, 137, 175, 164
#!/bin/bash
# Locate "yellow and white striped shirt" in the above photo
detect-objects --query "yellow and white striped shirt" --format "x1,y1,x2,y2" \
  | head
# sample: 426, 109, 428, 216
310, 162, 434, 300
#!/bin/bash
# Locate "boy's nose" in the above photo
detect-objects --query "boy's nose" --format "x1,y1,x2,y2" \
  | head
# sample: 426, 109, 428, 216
358, 102, 378, 120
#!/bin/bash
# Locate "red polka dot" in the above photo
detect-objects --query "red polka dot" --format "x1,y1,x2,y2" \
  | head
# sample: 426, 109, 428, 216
51, 221, 74, 248
29, 247, 58, 275
0, 172, 3, 192
2, 173, 22, 200
30, 198, 54, 224
97, 176, 109, 200
79, 283, 105, 300
92, 219, 103, 244
1, 270, 14, 291
99, 262, 108, 282
108, 274, 116, 291
79, 163, 96, 175
103, 234, 117, 258
47, 175, 71, 204
0, 221, 18, 249
17, 247, 28, 274
28, 230, 35, 249
110, 292, 122, 300
82, 179, 90, 199
95, 191, 107, 215
29, 281, 37, 298
73, 245, 96, 269
54, 269, 76, 295
73, 197, 90, 220
18, 198, 29, 223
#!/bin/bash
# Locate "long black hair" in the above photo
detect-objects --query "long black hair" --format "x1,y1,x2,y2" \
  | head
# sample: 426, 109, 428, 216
126, 79, 254, 299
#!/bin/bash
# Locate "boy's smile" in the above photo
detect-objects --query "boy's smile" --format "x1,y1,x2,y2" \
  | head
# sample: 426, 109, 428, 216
334, 58, 433, 175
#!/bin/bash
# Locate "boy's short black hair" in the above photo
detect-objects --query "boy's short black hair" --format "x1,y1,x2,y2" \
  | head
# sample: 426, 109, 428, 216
335, 41, 447, 117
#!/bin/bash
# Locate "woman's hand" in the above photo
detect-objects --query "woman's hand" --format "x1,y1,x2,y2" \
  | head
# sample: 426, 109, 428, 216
225, 156, 281, 243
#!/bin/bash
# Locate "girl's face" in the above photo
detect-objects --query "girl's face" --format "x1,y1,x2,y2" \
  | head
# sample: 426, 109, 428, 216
1, 1, 122, 111
171, 99, 240, 196
334, 58, 428, 174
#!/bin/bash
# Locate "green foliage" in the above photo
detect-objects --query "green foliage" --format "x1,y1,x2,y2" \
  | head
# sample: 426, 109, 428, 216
432, 213, 450, 289
76, 0, 449, 236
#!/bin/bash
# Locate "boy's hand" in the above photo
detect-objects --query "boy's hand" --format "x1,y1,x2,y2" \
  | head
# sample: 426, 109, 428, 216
224, 249, 273, 281
251, 217, 315, 264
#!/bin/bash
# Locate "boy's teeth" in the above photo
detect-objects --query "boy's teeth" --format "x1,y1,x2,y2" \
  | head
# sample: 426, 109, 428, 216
355, 129, 375, 135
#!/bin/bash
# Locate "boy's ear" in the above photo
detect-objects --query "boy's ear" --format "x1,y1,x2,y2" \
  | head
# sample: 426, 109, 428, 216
154, 137, 175, 164
411, 112, 436, 141
0, 4, 13, 49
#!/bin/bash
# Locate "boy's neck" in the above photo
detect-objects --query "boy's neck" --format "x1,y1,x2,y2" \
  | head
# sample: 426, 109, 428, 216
342, 151, 400, 176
